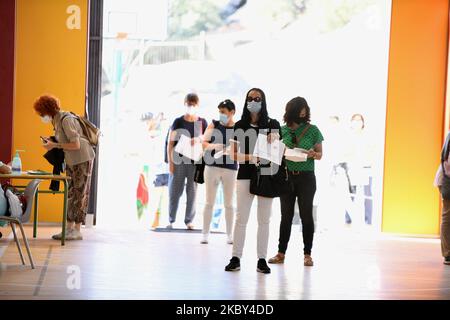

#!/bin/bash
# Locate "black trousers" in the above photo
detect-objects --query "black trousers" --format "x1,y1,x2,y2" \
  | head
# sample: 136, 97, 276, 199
278, 171, 316, 255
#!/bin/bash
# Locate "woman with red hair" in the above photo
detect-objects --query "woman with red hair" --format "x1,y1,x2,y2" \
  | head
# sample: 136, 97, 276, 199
34, 95, 95, 241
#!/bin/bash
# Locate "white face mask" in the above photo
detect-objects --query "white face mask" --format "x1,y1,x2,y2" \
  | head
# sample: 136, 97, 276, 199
41, 115, 52, 124
186, 106, 197, 116
351, 120, 363, 130
247, 101, 262, 114
219, 113, 229, 125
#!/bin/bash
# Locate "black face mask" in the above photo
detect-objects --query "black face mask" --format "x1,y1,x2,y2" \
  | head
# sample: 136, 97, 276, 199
295, 117, 307, 124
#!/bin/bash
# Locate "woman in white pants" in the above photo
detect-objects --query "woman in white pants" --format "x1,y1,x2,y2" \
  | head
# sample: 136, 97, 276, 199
224, 88, 281, 274
201, 100, 238, 244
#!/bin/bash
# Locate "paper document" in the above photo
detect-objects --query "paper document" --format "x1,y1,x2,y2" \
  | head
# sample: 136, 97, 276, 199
253, 134, 285, 165
214, 146, 232, 159
214, 150, 224, 159
174, 135, 203, 162
285, 148, 308, 162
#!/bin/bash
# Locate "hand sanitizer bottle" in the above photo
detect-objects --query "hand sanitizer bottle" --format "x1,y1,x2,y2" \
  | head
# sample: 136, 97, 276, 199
11, 150, 23, 174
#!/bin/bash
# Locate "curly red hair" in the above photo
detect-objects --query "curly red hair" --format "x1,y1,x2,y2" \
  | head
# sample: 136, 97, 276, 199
33, 95, 60, 117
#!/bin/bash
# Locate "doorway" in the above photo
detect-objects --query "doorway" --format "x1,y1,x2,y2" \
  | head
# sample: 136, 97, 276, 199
95, 0, 393, 235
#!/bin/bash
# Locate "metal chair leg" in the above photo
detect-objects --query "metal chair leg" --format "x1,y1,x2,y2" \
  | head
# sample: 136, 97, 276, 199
17, 222, 35, 269
11, 223, 25, 266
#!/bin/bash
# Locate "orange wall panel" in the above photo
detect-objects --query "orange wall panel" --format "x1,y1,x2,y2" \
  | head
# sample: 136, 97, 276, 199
383, 0, 449, 235
14, 0, 89, 222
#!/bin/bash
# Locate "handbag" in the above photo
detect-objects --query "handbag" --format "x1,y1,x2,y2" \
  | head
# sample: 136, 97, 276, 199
194, 162, 205, 184
249, 123, 311, 198
194, 120, 206, 184
250, 159, 291, 198
440, 133, 450, 200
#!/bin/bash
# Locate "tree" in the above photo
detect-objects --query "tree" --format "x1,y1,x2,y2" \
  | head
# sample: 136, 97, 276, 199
168, 0, 227, 40
308, 0, 378, 33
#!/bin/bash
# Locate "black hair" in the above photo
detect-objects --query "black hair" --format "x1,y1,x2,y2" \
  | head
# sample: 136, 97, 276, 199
240, 88, 269, 126
283, 97, 311, 126
185, 93, 199, 105
217, 99, 235, 112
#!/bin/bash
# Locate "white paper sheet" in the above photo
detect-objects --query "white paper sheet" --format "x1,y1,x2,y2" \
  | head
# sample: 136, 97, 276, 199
174, 135, 204, 162
253, 134, 285, 165
284, 148, 308, 162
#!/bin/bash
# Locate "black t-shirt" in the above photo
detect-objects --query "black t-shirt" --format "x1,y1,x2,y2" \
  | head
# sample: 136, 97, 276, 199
171, 116, 208, 164
232, 118, 282, 180
204, 120, 238, 171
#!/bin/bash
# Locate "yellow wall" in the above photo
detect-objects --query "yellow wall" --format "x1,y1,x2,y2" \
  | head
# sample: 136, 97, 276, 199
14, 0, 89, 222
382, 0, 449, 235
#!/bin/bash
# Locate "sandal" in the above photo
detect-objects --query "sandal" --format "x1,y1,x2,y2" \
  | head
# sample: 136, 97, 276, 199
304, 255, 314, 267
268, 253, 285, 264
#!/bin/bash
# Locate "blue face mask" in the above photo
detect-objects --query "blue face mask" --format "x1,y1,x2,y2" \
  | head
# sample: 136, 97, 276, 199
247, 101, 262, 114
219, 113, 229, 125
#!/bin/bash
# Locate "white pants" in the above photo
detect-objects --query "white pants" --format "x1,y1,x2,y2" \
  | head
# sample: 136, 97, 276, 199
202, 166, 237, 237
232, 179, 273, 259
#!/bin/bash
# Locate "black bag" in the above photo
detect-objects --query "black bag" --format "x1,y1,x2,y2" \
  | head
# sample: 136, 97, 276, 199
194, 162, 205, 184
250, 159, 291, 198
43, 136, 65, 191
250, 122, 312, 198
164, 128, 170, 164
440, 133, 450, 200
193, 120, 206, 184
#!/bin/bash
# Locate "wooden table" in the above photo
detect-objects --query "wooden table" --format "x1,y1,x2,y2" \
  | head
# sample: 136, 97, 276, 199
0, 172, 71, 245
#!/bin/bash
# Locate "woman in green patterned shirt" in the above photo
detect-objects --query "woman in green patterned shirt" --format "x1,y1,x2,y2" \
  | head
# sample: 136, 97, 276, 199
268, 97, 323, 267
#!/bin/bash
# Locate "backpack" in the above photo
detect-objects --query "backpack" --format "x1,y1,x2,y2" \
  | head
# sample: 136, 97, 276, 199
62, 112, 100, 147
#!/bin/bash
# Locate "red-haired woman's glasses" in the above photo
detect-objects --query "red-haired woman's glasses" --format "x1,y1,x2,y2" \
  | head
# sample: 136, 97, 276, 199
247, 96, 262, 103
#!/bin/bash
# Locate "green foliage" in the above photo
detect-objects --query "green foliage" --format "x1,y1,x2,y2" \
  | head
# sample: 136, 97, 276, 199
168, 0, 308, 39
166, 0, 376, 40
254, 0, 307, 28
168, 0, 226, 40
309, 0, 378, 33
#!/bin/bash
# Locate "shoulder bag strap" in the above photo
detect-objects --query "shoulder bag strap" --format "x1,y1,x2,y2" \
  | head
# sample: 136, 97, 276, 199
60, 112, 89, 142
295, 124, 311, 146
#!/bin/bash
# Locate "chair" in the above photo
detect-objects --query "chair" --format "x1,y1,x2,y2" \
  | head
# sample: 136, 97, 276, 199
0, 179, 41, 269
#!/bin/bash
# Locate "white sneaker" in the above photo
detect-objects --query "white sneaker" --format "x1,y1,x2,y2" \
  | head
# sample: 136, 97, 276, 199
52, 229, 72, 240
66, 229, 83, 240
227, 235, 233, 245
186, 223, 194, 230
166, 223, 173, 229
200, 234, 208, 244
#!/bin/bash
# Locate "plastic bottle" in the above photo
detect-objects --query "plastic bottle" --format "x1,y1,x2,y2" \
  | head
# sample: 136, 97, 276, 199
11, 150, 24, 174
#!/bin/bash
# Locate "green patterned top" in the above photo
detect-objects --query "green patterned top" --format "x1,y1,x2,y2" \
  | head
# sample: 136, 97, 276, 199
282, 123, 324, 172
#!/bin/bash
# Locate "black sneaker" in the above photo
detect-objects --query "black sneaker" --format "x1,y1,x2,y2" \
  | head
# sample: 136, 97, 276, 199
257, 259, 271, 274
444, 257, 450, 265
225, 257, 240, 271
